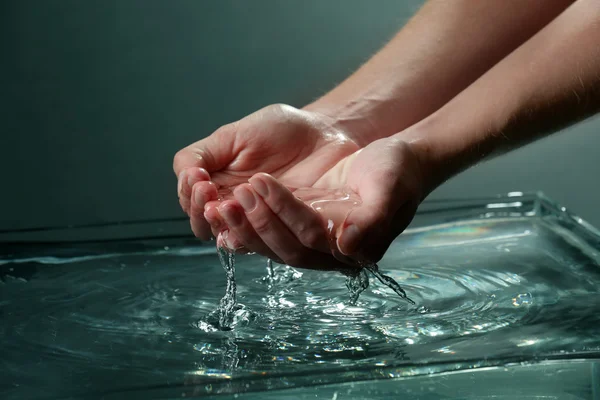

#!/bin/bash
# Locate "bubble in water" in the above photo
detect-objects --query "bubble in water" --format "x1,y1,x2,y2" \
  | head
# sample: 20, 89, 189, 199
512, 292, 533, 307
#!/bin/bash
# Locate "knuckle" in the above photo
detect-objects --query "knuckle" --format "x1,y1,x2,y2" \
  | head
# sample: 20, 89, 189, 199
267, 194, 287, 215
265, 103, 287, 113
214, 121, 236, 136
263, 103, 299, 122
251, 217, 272, 236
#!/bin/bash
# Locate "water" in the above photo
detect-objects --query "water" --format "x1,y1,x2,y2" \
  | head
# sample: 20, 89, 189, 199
216, 247, 238, 330
1, 200, 600, 398
211, 253, 412, 326
345, 268, 369, 305
361, 263, 415, 305
212, 186, 414, 322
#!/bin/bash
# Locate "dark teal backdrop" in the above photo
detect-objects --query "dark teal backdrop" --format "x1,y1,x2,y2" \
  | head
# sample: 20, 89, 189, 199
1, 1, 599, 231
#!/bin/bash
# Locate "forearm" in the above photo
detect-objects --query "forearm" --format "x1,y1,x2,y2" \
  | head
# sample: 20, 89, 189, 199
304, 0, 573, 146
402, 0, 600, 195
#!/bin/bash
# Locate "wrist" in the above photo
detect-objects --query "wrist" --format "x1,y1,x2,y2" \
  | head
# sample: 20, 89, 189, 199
304, 97, 407, 148
303, 100, 376, 147
394, 110, 481, 198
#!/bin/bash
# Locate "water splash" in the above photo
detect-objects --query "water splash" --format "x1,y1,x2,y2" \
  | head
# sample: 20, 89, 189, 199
362, 263, 415, 305
345, 268, 369, 305
266, 258, 275, 288
344, 263, 415, 306
212, 186, 415, 324
216, 247, 238, 329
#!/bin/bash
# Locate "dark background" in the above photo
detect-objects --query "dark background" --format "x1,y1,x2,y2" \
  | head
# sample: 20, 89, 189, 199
2, 0, 599, 231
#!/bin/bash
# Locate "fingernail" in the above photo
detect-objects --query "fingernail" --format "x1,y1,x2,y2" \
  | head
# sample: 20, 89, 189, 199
194, 188, 205, 206
224, 234, 237, 251
250, 177, 269, 198
198, 168, 210, 180
187, 173, 197, 188
235, 186, 257, 212
178, 171, 187, 194
338, 224, 360, 256
220, 230, 242, 251
220, 205, 243, 227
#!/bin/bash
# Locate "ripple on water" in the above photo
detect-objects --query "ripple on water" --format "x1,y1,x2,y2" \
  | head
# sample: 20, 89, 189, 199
2, 217, 600, 399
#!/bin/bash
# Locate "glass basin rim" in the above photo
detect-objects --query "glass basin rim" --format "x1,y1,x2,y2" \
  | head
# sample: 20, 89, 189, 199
1, 191, 599, 245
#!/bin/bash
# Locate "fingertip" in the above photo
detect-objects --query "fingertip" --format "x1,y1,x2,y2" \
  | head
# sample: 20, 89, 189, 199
198, 167, 210, 180
204, 202, 224, 232
178, 170, 187, 196
337, 223, 362, 257
203, 205, 217, 219
185, 167, 210, 191
233, 183, 259, 212
192, 181, 218, 207
218, 229, 246, 252
250, 173, 288, 197
249, 172, 274, 182
218, 201, 244, 227
233, 182, 252, 196
190, 218, 212, 241
192, 185, 207, 208
248, 175, 269, 198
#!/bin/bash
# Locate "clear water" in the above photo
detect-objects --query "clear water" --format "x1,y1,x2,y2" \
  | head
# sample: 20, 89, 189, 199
1, 195, 600, 399
213, 186, 415, 313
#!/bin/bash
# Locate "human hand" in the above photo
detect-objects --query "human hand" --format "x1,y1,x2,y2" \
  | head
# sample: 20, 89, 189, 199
216, 136, 429, 269
173, 104, 359, 242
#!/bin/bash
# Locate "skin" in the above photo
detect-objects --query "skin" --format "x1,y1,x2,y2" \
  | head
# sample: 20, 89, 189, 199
174, 0, 600, 270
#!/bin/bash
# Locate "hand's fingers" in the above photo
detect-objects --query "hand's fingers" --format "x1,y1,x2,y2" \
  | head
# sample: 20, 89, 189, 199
189, 193, 211, 240
218, 200, 282, 262
189, 180, 218, 240
204, 200, 226, 238
216, 230, 251, 255
179, 167, 210, 214
218, 200, 283, 263
234, 184, 351, 271
248, 173, 330, 253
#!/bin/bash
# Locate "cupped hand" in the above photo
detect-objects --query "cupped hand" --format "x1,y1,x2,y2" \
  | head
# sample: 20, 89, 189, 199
173, 104, 359, 243
218, 135, 430, 269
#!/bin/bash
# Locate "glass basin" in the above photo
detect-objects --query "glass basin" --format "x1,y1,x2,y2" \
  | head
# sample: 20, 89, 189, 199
1, 192, 599, 399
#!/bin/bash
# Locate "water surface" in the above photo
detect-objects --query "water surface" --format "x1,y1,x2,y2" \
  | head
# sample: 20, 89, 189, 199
1, 197, 600, 399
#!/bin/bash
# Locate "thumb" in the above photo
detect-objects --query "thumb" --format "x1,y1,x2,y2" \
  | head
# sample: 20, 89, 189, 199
336, 171, 415, 262
172, 122, 238, 177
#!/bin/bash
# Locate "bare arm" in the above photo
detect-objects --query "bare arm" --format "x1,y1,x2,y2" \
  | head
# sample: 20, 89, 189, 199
305, 0, 574, 146
402, 0, 600, 194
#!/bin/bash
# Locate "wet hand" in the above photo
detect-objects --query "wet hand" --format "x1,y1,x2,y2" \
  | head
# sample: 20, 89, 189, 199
173, 104, 359, 242
217, 136, 429, 268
